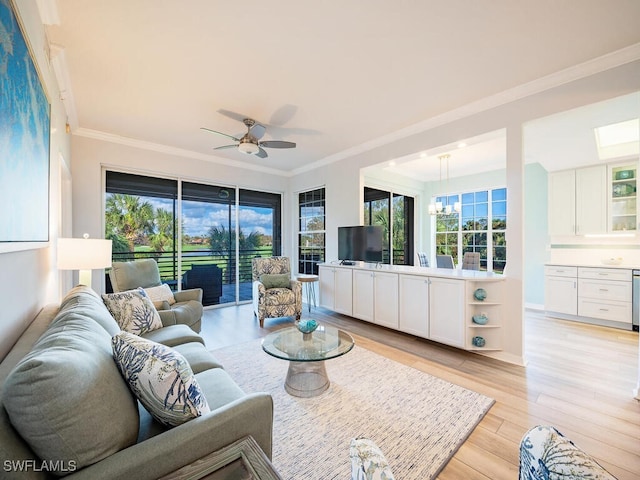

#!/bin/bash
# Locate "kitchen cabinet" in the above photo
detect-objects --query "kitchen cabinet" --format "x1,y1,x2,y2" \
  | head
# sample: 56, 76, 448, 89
398, 274, 429, 337
352, 269, 399, 328
428, 277, 465, 348
577, 267, 632, 324
548, 166, 607, 236
318, 265, 352, 315
545, 265, 633, 328
609, 163, 637, 232
544, 266, 578, 315
319, 264, 505, 354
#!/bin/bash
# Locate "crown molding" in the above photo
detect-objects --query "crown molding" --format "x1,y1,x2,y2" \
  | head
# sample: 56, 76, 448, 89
36, 0, 60, 25
49, 44, 78, 130
291, 42, 640, 176
74, 128, 291, 177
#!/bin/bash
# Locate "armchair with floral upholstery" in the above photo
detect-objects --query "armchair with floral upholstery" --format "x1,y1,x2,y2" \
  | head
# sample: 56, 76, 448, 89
252, 257, 302, 327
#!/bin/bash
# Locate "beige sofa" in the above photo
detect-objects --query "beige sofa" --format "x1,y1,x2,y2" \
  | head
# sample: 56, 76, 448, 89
0, 286, 273, 479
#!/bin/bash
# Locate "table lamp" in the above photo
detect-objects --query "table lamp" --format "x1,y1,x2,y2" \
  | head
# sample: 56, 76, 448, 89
57, 234, 112, 287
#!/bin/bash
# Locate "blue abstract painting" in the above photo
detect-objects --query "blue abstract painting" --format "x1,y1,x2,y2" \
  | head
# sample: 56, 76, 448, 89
0, 0, 50, 243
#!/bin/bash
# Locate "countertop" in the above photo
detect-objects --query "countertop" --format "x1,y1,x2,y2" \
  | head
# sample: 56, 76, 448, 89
319, 261, 505, 281
545, 262, 639, 270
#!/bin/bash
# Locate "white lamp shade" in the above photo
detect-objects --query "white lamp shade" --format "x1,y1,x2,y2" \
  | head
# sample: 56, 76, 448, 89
57, 238, 112, 270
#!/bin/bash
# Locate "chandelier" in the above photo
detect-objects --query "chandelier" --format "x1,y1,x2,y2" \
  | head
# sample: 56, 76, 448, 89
428, 154, 461, 215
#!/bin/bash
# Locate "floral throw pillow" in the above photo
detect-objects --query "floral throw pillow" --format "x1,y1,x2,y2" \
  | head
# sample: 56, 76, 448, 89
111, 332, 210, 427
350, 437, 395, 480
102, 288, 163, 335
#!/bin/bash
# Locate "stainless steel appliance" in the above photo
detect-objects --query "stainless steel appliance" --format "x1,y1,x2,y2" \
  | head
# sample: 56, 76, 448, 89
633, 270, 640, 331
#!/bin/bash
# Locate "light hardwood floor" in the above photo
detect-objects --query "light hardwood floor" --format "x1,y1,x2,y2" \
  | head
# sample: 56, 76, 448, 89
200, 304, 640, 479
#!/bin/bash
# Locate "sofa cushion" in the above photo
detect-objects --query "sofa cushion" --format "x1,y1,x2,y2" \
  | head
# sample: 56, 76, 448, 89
102, 288, 163, 335
144, 284, 176, 305
142, 323, 204, 347
260, 273, 291, 290
2, 315, 139, 475
59, 284, 121, 336
112, 332, 210, 427
172, 342, 224, 373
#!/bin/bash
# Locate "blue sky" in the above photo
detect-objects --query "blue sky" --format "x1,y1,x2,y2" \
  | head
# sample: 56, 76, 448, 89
146, 197, 273, 237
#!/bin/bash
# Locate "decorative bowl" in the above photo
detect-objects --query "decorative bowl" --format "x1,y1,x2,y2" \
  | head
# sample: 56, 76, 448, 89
472, 314, 488, 325
615, 170, 634, 180
472, 336, 486, 348
296, 319, 318, 334
473, 288, 487, 301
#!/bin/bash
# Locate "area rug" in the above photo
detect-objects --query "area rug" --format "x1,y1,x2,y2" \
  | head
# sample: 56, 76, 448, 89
213, 339, 494, 479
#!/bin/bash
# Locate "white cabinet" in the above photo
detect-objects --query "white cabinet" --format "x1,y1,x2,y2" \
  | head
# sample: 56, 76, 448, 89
352, 270, 374, 322
577, 267, 632, 324
352, 269, 398, 328
544, 266, 578, 315
548, 166, 607, 236
429, 277, 465, 348
576, 166, 607, 234
398, 274, 429, 337
545, 265, 633, 327
320, 264, 506, 354
318, 265, 352, 316
548, 170, 576, 236
373, 271, 399, 329
609, 163, 638, 232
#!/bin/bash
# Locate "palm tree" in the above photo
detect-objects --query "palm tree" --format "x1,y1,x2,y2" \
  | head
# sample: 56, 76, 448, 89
105, 194, 155, 250
149, 208, 174, 253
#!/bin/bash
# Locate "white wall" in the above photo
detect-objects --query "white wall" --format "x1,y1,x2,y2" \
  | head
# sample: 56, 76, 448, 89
0, 1, 71, 358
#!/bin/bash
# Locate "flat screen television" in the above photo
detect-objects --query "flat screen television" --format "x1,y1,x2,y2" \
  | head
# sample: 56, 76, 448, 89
338, 225, 384, 263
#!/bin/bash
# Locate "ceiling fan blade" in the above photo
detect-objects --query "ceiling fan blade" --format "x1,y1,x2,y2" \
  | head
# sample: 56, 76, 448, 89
256, 147, 268, 158
216, 109, 249, 123
200, 127, 240, 142
260, 140, 296, 149
213, 144, 238, 151
250, 123, 266, 140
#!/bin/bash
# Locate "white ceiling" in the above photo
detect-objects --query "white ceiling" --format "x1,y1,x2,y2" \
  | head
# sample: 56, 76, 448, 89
45, 1, 640, 177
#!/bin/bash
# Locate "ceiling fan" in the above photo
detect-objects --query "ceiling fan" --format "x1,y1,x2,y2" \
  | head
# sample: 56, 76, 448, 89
201, 118, 296, 158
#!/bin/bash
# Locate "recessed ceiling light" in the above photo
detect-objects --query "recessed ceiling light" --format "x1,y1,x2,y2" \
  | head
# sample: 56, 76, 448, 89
457, 142, 467, 148
388, 160, 396, 166
420, 152, 427, 158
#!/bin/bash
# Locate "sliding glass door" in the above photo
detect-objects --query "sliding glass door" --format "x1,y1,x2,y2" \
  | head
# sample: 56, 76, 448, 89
105, 171, 281, 306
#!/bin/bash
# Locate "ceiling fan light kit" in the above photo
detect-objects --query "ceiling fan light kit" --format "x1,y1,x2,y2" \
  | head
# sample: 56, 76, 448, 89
202, 117, 296, 159
238, 142, 259, 155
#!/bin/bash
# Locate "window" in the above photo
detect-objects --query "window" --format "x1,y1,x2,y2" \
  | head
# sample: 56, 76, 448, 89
434, 188, 506, 272
364, 187, 414, 265
298, 188, 325, 274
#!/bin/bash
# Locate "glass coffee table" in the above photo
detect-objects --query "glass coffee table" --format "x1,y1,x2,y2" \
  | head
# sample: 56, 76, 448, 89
261, 324, 354, 397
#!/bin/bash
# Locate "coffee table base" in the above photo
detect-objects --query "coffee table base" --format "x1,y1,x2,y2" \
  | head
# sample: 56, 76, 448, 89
285, 361, 329, 397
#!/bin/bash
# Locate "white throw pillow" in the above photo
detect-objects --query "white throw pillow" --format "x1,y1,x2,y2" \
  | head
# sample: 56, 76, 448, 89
144, 284, 176, 305
102, 288, 163, 335
112, 332, 210, 426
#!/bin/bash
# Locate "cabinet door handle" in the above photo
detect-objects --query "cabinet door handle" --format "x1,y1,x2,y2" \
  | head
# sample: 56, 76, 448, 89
599, 308, 609, 312
598, 273, 609, 276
